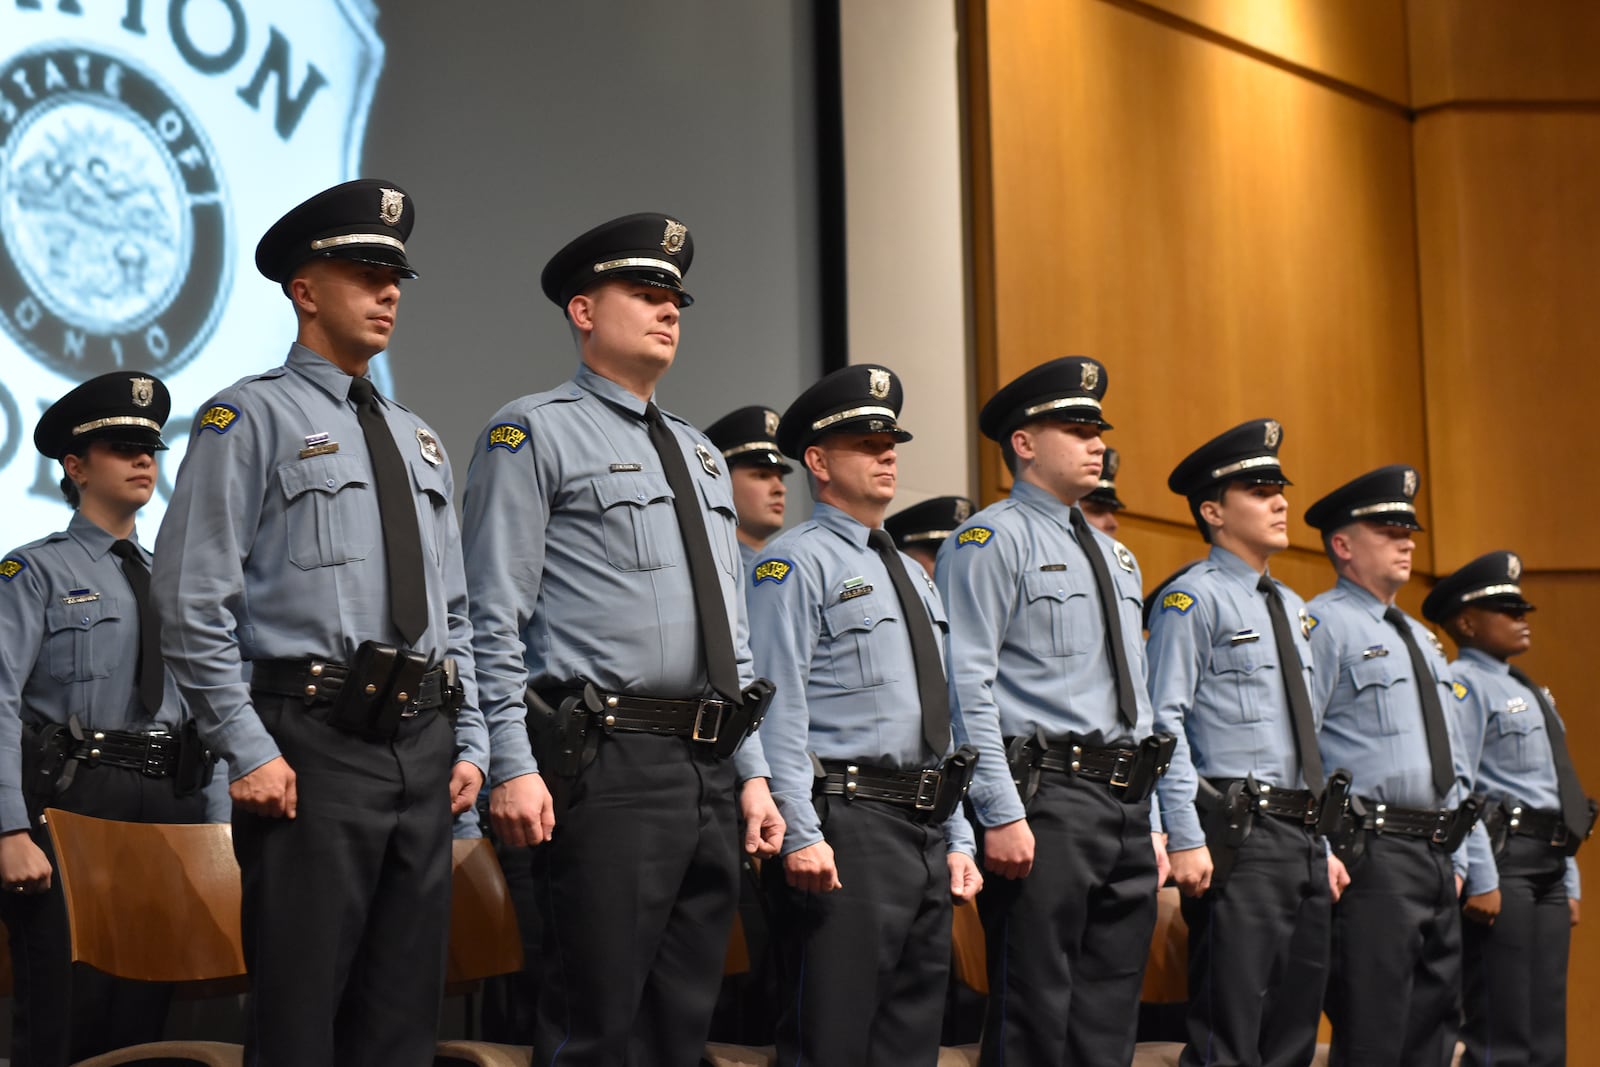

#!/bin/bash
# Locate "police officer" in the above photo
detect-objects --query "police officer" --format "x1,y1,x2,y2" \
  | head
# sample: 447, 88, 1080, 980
1079, 445, 1125, 536
705, 405, 792, 570
1304, 466, 1486, 1067
1147, 419, 1337, 1067
0, 373, 215, 1066
1422, 551, 1591, 1067
152, 180, 489, 1065
883, 495, 975, 579
937, 356, 1168, 1067
461, 213, 783, 1066
748, 364, 981, 1066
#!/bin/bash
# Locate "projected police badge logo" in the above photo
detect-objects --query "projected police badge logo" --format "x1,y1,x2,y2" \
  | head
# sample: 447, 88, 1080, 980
0, 47, 227, 377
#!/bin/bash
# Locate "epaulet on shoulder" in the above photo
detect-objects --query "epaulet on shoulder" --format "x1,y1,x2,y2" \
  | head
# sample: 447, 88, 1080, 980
241, 367, 287, 385
522, 386, 583, 412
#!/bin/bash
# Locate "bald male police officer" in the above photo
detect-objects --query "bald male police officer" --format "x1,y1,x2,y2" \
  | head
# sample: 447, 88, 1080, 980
1423, 552, 1592, 1067
884, 495, 975, 580
1, 374, 213, 1066
153, 181, 488, 1066
1148, 419, 1340, 1067
937, 356, 1171, 1067
705, 405, 793, 571
460, 214, 783, 1066
748, 365, 981, 1066
1303, 466, 1486, 1067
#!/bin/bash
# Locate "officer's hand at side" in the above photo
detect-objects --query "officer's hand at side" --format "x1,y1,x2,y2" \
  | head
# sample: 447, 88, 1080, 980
0, 830, 52, 894
230, 756, 297, 818
1327, 852, 1351, 902
784, 841, 842, 894
490, 773, 556, 848
448, 761, 483, 815
1571, 899, 1581, 927
739, 777, 785, 857
948, 850, 983, 903
983, 818, 1034, 880
1152, 832, 1172, 887
1169, 845, 1213, 898
1462, 888, 1501, 926
1455, 873, 1465, 897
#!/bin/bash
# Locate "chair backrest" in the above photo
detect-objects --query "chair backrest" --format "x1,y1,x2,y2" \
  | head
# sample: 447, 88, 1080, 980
951, 898, 988, 995
45, 808, 247, 994
1140, 885, 1188, 1003
445, 837, 523, 993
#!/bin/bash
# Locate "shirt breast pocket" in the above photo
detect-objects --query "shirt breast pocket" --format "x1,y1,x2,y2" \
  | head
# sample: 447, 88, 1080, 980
1491, 708, 1546, 774
278, 454, 372, 569
409, 461, 452, 567
593, 472, 678, 572
1021, 570, 1093, 657
44, 597, 123, 683
822, 594, 903, 689
695, 476, 740, 578
1347, 657, 1405, 736
1208, 641, 1270, 724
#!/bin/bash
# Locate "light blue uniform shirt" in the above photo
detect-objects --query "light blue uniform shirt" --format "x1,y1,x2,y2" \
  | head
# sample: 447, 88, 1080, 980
152, 343, 488, 782
935, 480, 1155, 829
746, 503, 975, 858
1147, 545, 1318, 852
739, 539, 761, 576
1450, 647, 1579, 899
1307, 576, 1486, 882
459, 363, 767, 786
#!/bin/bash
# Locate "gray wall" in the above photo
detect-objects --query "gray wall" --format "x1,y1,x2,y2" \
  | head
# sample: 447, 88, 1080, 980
363, 1, 826, 481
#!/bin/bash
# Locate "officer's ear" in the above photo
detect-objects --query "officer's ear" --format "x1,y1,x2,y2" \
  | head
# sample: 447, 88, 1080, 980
287, 270, 317, 316
1327, 526, 1357, 565
1197, 497, 1225, 533
1009, 425, 1036, 465
567, 292, 597, 336
803, 444, 830, 484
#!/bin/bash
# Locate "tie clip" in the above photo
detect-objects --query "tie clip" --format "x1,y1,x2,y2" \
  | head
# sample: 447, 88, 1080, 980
1361, 645, 1389, 659
1229, 630, 1261, 644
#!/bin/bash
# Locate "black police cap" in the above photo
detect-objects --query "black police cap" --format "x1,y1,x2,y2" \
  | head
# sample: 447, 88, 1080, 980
1304, 464, 1424, 533
884, 496, 976, 551
256, 179, 418, 286
1168, 419, 1291, 499
1421, 551, 1535, 624
979, 356, 1112, 443
34, 372, 170, 460
777, 364, 912, 459
1084, 446, 1126, 510
705, 405, 792, 473
540, 213, 695, 309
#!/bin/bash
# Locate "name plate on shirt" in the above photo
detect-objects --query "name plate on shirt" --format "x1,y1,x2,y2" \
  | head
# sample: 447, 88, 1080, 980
1229, 630, 1261, 644
1505, 697, 1529, 714
1361, 645, 1389, 659
610, 463, 643, 473
61, 590, 100, 605
1039, 563, 1067, 572
299, 433, 340, 459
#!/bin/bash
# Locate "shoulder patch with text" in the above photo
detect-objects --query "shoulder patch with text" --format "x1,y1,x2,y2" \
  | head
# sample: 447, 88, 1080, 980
486, 423, 530, 453
956, 526, 993, 548
1160, 590, 1195, 614
1452, 681, 1470, 701
753, 559, 793, 585
198, 404, 239, 434
0, 557, 25, 582
1306, 613, 1320, 633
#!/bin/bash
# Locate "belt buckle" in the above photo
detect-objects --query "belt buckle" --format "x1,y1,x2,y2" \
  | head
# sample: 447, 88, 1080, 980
914, 769, 942, 811
1109, 753, 1133, 790
692, 700, 723, 744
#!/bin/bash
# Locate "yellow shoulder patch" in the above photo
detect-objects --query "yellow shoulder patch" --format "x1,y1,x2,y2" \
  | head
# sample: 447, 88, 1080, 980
956, 526, 993, 548
753, 559, 793, 585
486, 423, 530, 453
1161, 590, 1195, 614
0, 558, 25, 582
197, 404, 239, 434
1452, 681, 1470, 701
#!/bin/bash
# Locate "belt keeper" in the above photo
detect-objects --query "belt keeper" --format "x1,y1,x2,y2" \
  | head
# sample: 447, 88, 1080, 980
844, 764, 859, 799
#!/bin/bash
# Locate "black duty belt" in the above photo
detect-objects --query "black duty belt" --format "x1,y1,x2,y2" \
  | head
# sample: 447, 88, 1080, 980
1502, 805, 1573, 848
540, 688, 734, 744
818, 760, 944, 812
70, 729, 181, 778
252, 658, 450, 717
1207, 778, 1319, 825
1036, 741, 1139, 787
1353, 798, 1457, 843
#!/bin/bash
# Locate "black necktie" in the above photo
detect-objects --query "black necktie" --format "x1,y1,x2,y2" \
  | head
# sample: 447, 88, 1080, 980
642, 403, 740, 704
348, 377, 427, 645
1507, 665, 1589, 834
868, 528, 951, 756
1383, 606, 1455, 799
1069, 507, 1138, 731
110, 539, 163, 718
1258, 573, 1325, 790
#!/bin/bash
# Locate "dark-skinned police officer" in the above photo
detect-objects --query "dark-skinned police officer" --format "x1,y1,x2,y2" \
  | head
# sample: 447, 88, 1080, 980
1423, 551, 1593, 1067
153, 181, 489, 1065
460, 214, 784, 1066
1304, 466, 1488, 1067
748, 365, 981, 1066
1, 373, 215, 1066
1147, 419, 1338, 1067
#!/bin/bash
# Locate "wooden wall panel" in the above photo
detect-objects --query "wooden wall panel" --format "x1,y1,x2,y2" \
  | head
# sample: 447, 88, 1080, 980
1409, 0, 1600, 108
1414, 111, 1600, 573
976, 0, 1427, 568
1135, 0, 1410, 104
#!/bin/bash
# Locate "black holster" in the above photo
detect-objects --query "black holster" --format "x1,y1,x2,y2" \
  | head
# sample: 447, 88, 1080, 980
524, 683, 602, 819
1195, 777, 1255, 891
714, 677, 776, 759
1006, 729, 1047, 806
325, 640, 431, 740
171, 719, 216, 797
1436, 793, 1487, 854
928, 744, 980, 823
19, 722, 74, 803
1329, 795, 1368, 867
1481, 802, 1511, 859
1120, 732, 1177, 803
1314, 769, 1355, 838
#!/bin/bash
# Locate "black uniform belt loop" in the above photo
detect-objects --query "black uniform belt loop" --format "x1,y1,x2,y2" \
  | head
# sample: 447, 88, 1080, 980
542, 688, 733, 743
69, 728, 182, 778
251, 658, 452, 717
1206, 778, 1321, 825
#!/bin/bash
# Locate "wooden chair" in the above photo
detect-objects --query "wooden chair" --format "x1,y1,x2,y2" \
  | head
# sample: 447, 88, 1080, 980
45, 806, 246, 1066
1140, 885, 1188, 1004
434, 837, 532, 1067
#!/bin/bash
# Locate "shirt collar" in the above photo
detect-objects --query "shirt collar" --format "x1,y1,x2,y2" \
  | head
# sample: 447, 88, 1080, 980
1209, 543, 1264, 586
1336, 574, 1393, 619
1458, 645, 1511, 675
576, 362, 652, 418
67, 511, 134, 561
1009, 478, 1077, 531
809, 502, 874, 549
286, 343, 383, 408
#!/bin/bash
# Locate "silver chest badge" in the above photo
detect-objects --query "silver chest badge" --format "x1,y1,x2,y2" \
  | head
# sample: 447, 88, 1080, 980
1114, 542, 1134, 573
695, 443, 720, 476
416, 427, 442, 466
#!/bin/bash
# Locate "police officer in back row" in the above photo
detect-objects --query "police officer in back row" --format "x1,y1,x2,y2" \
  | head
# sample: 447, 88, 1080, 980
1147, 419, 1340, 1067
1423, 551, 1593, 1067
153, 181, 489, 1066
1302, 466, 1487, 1067
0, 374, 217, 1066
460, 213, 784, 1066
1078, 444, 1125, 536
747, 365, 982, 1066
705, 404, 793, 571
937, 356, 1171, 1067
884, 495, 975, 580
